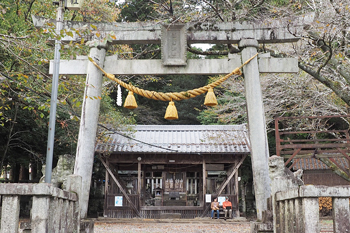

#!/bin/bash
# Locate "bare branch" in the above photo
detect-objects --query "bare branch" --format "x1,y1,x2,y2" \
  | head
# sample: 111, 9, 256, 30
202, 0, 225, 22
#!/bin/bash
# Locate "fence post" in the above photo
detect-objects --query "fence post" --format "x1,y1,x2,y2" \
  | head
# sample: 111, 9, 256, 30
0, 195, 20, 233
333, 197, 350, 232
288, 199, 295, 233
302, 198, 319, 233
284, 200, 289, 232
279, 201, 285, 233
32, 196, 50, 233
66, 174, 82, 233
294, 198, 304, 232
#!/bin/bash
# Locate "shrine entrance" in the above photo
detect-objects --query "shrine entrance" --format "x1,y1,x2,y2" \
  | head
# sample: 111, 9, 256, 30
34, 13, 313, 219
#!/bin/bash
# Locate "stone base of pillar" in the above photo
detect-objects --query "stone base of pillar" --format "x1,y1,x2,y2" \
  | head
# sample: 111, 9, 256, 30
80, 219, 95, 233
250, 222, 273, 233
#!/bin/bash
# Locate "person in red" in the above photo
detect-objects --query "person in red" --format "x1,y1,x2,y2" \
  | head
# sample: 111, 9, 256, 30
222, 197, 232, 220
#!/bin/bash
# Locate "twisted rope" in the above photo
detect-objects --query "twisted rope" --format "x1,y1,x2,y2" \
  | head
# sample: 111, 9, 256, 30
88, 53, 258, 102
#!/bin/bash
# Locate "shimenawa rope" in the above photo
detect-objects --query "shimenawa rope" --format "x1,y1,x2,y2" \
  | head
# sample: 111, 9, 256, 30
88, 53, 258, 102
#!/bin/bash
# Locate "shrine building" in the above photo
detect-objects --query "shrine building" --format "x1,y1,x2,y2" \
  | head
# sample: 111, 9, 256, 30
95, 124, 249, 219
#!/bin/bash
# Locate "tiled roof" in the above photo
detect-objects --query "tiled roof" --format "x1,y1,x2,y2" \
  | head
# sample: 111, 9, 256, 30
96, 124, 250, 154
292, 157, 349, 170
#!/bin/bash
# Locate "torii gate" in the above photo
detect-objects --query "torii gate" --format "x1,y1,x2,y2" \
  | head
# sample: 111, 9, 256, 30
34, 14, 313, 219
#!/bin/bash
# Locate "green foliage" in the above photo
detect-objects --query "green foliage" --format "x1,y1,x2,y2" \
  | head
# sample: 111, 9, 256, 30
0, 0, 134, 179
271, 0, 290, 6
117, 0, 158, 22
197, 108, 219, 125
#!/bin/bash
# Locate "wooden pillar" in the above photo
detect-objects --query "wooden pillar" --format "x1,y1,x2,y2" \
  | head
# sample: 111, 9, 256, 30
195, 172, 197, 195
104, 160, 110, 217
138, 160, 141, 208
202, 158, 206, 207
151, 175, 154, 194
234, 160, 240, 217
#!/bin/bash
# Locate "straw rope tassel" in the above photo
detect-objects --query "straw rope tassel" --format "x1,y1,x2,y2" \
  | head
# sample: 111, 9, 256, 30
204, 87, 218, 106
164, 100, 178, 120
124, 91, 138, 109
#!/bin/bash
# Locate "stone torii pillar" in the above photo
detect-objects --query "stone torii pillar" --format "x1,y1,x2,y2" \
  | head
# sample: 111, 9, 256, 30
240, 39, 271, 220
74, 43, 107, 218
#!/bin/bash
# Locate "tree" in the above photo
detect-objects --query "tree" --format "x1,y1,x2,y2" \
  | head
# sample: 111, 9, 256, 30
0, 0, 132, 180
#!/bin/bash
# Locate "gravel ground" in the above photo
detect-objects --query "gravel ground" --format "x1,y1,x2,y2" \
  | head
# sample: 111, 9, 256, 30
94, 219, 334, 233
94, 222, 251, 233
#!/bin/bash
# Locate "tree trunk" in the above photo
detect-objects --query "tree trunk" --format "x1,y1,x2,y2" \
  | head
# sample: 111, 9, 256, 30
19, 165, 29, 182
11, 163, 20, 183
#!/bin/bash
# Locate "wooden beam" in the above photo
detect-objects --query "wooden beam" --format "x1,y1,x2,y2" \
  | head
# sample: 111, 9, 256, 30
141, 206, 203, 211
284, 148, 302, 166
337, 148, 350, 162
282, 153, 350, 159
217, 154, 247, 196
99, 157, 142, 218
107, 153, 249, 164
280, 143, 350, 149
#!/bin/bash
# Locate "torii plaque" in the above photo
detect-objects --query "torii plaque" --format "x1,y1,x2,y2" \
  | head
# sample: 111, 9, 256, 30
35, 15, 313, 220
161, 24, 187, 66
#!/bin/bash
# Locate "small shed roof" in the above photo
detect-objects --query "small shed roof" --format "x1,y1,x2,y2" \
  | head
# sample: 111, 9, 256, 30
292, 157, 349, 170
96, 124, 250, 154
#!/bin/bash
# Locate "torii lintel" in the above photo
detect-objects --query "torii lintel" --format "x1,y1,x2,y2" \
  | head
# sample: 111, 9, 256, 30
32, 14, 314, 44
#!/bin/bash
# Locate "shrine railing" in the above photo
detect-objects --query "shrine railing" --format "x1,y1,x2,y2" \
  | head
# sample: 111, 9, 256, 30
274, 185, 350, 233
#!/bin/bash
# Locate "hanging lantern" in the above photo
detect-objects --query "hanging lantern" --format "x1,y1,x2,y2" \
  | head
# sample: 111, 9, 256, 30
124, 91, 138, 109
164, 101, 178, 120
204, 87, 218, 106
